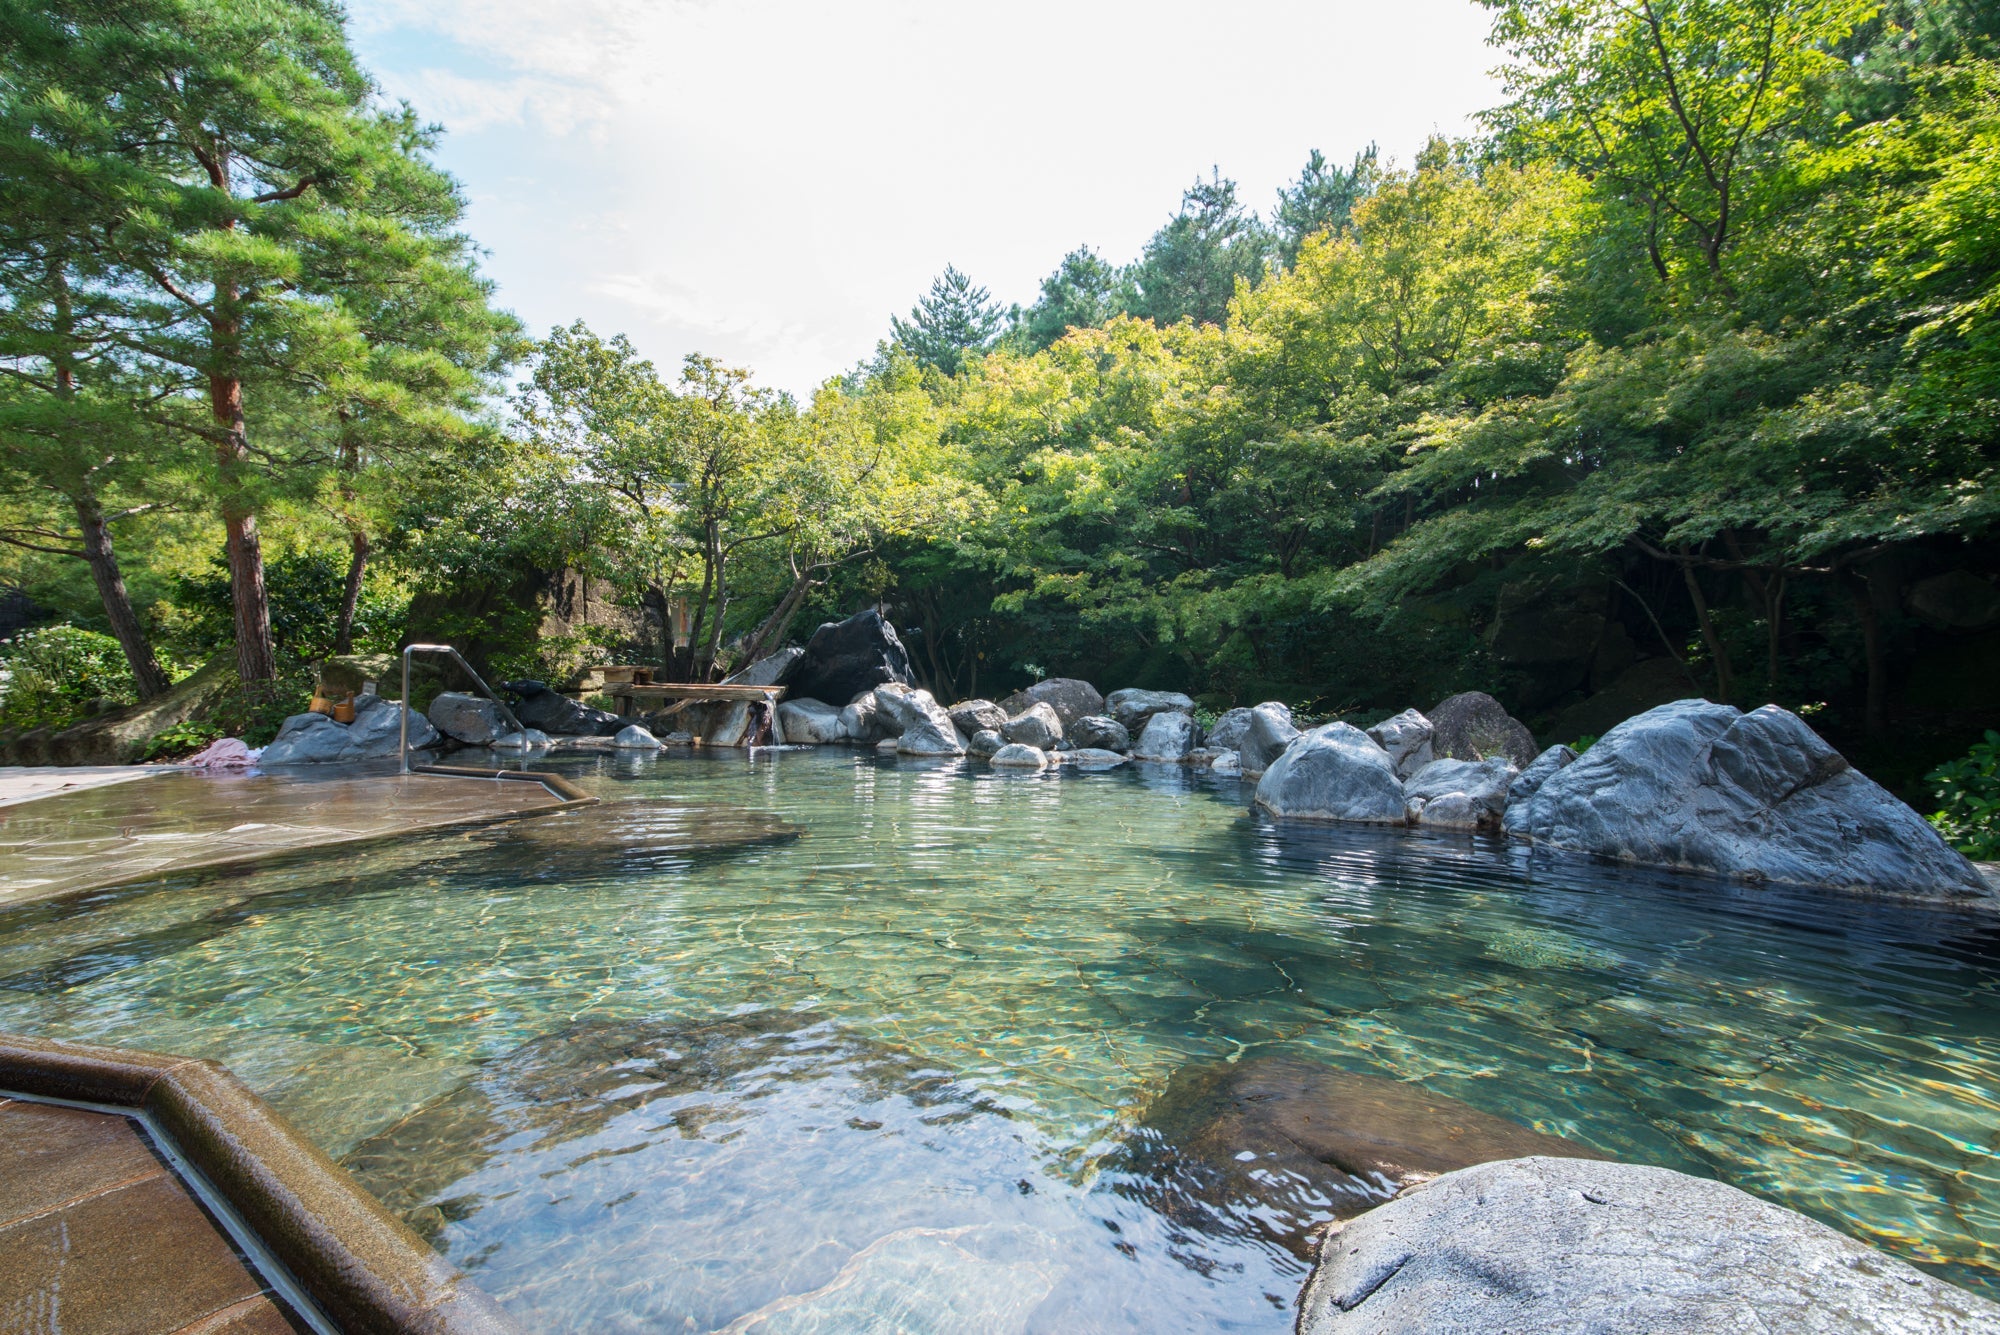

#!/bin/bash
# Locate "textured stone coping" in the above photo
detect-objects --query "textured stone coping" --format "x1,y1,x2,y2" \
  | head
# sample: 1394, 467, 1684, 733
0, 762, 162, 808
0, 766, 596, 907
0, 1031, 524, 1334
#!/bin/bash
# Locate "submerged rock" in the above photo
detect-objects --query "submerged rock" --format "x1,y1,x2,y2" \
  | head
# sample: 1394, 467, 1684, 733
996, 677, 1104, 728
1405, 756, 1517, 829
612, 724, 662, 749
1000, 701, 1064, 750
1237, 703, 1301, 777
1068, 747, 1128, 767
1069, 714, 1131, 752
785, 609, 915, 707
1428, 690, 1538, 767
1366, 708, 1435, 778
988, 742, 1048, 769
1132, 710, 1198, 761
777, 698, 846, 744
1106, 688, 1196, 730
1253, 722, 1405, 824
1296, 1156, 2000, 1335
1124, 1056, 1598, 1258
1507, 699, 1991, 902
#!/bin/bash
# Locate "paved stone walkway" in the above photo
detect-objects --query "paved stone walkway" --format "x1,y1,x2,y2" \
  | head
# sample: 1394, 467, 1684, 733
0, 1094, 307, 1333
0, 767, 572, 907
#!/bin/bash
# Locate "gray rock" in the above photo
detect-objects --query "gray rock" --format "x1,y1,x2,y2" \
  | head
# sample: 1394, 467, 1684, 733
786, 609, 915, 706
838, 690, 887, 744
1429, 690, 1538, 767
966, 728, 1004, 757
1204, 706, 1262, 752
722, 647, 803, 687
1405, 756, 1517, 829
1238, 703, 1303, 777
947, 699, 1008, 736
426, 692, 510, 746
874, 685, 965, 756
1253, 722, 1406, 824
874, 736, 899, 753
777, 698, 846, 745
612, 724, 661, 749
1210, 749, 1241, 776
491, 728, 552, 750
988, 742, 1048, 769
1296, 1156, 2000, 1335
1132, 710, 1198, 761
702, 700, 753, 747
1001, 701, 1064, 750
1069, 748, 1128, 767
1069, 715, 1131, 752
1106, 688, 1197, 730
996, 677, 1104, 728
1367, 708, 1435, 778
1508, 743, 1577, 807
261, 695, 439, 765
1508, 699, 1992, 901
501, 680, 623, 736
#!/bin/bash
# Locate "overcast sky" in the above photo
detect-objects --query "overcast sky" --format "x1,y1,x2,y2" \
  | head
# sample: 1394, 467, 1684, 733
346, 0, 1505, 396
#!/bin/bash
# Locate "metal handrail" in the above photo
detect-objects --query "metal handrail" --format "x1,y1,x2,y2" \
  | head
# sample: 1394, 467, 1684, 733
399, 643, 529, 774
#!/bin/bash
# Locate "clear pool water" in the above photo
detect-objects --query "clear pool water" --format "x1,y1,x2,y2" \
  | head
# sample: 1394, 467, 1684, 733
2, 748, 1997, 1331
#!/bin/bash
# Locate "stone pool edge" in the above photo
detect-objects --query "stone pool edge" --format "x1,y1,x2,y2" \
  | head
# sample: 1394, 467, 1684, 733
0, 1030, 524, 1335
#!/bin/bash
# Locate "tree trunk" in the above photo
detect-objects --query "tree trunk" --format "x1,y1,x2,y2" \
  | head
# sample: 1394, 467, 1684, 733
1679, 560, 1734, 702
209, 289, 276, 682
75, 496, 171, 700
700, 539, 729, 680
741, 570, 815, 665
333, 526, 369, 655
1846, 571, 1889, 740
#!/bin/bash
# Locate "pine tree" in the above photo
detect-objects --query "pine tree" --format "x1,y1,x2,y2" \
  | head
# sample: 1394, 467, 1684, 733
891, 266, 1004, 376
1274, 145, 1380, 265
1010, 247, 1132, 352
1129, 171, 1273, 327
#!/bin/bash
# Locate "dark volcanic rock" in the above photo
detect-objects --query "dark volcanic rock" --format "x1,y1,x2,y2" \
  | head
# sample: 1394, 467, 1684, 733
1428, 690, 1538, 767
784, 609, 914, 708
1123, 1056, 1600, 1257
995, 678, 1104, 728
502, 679, 624, 736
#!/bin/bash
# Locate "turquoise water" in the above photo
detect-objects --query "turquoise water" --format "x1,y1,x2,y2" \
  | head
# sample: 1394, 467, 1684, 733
2, 747, 1998, 1330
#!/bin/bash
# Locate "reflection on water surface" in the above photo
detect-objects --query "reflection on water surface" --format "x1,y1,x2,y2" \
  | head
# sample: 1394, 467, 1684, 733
1, 748, 1996, 1330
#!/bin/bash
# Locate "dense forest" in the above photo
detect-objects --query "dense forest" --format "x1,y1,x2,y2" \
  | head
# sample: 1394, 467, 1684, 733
2, 0, 1997, 815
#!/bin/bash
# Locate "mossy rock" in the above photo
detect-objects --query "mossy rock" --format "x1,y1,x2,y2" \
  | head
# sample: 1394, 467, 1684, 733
0, 654, 241, 766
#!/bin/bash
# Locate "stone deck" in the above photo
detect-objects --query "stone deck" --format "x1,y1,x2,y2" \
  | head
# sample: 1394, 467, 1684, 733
0, 766, 583, 908
0, 1094, 308, 1333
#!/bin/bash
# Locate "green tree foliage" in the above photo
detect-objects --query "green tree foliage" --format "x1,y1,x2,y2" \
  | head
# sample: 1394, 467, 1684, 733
1128, 171, 1273, 327
0, 0, 516, 684
1273, 145, 1381, 265
1926, 730, 2000, 859
1008, 247, 1133, 353
891, 266, 1004, 376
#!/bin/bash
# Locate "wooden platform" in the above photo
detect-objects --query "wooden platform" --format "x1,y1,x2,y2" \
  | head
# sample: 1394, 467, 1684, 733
607, 682, 785, 716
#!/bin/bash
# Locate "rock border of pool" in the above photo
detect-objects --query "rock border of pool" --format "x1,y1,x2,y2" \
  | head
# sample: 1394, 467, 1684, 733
0, 1030, 524, 1335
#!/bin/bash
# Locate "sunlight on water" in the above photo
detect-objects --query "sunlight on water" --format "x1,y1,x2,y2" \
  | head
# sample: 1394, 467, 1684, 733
2, 747, 1997, 1330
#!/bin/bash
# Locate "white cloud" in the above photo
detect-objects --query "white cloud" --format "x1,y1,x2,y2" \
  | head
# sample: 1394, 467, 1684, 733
346, 0, 1506, 394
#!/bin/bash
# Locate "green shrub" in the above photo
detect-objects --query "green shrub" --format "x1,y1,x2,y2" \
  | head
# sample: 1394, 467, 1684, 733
174, 550, 408, 660
143, 719, 224, 761
1927, 731, 2000, 861
0, 625, 138, 731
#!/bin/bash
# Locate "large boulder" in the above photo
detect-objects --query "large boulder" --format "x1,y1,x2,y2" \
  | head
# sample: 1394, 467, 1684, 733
777, 698, 846, 745
947, 699, 1008, 736
1405, 756, 1518, 829
426, 691, 510, 746
1128, 1057, 1600, 1258
1204, 707, 1256, 752
1366, 708, 1435, 778
262, 694, 439, 765
1238, 703, 1303, 777
988, 742, 1048, 770
1253, 722, 1406, 824
874, 685, 964, 756
722, 647, 802, 687
1106, 688, 1197, 731
966, 728, 1004, 758
1132, 711, 1198, 761
1429, 690, 1538, 767
996, 678, 1104, 728
1508, 699, 1992, 902
1001, 701, 1064, 750
838, 690, 888, 744
785, 609, 914, 707
612, 724, 661, 749
1296, 1156, 2000, 1335
501, 680, 623, 736
1508, 743, 1577, 808
1069, 714, 1131, 752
